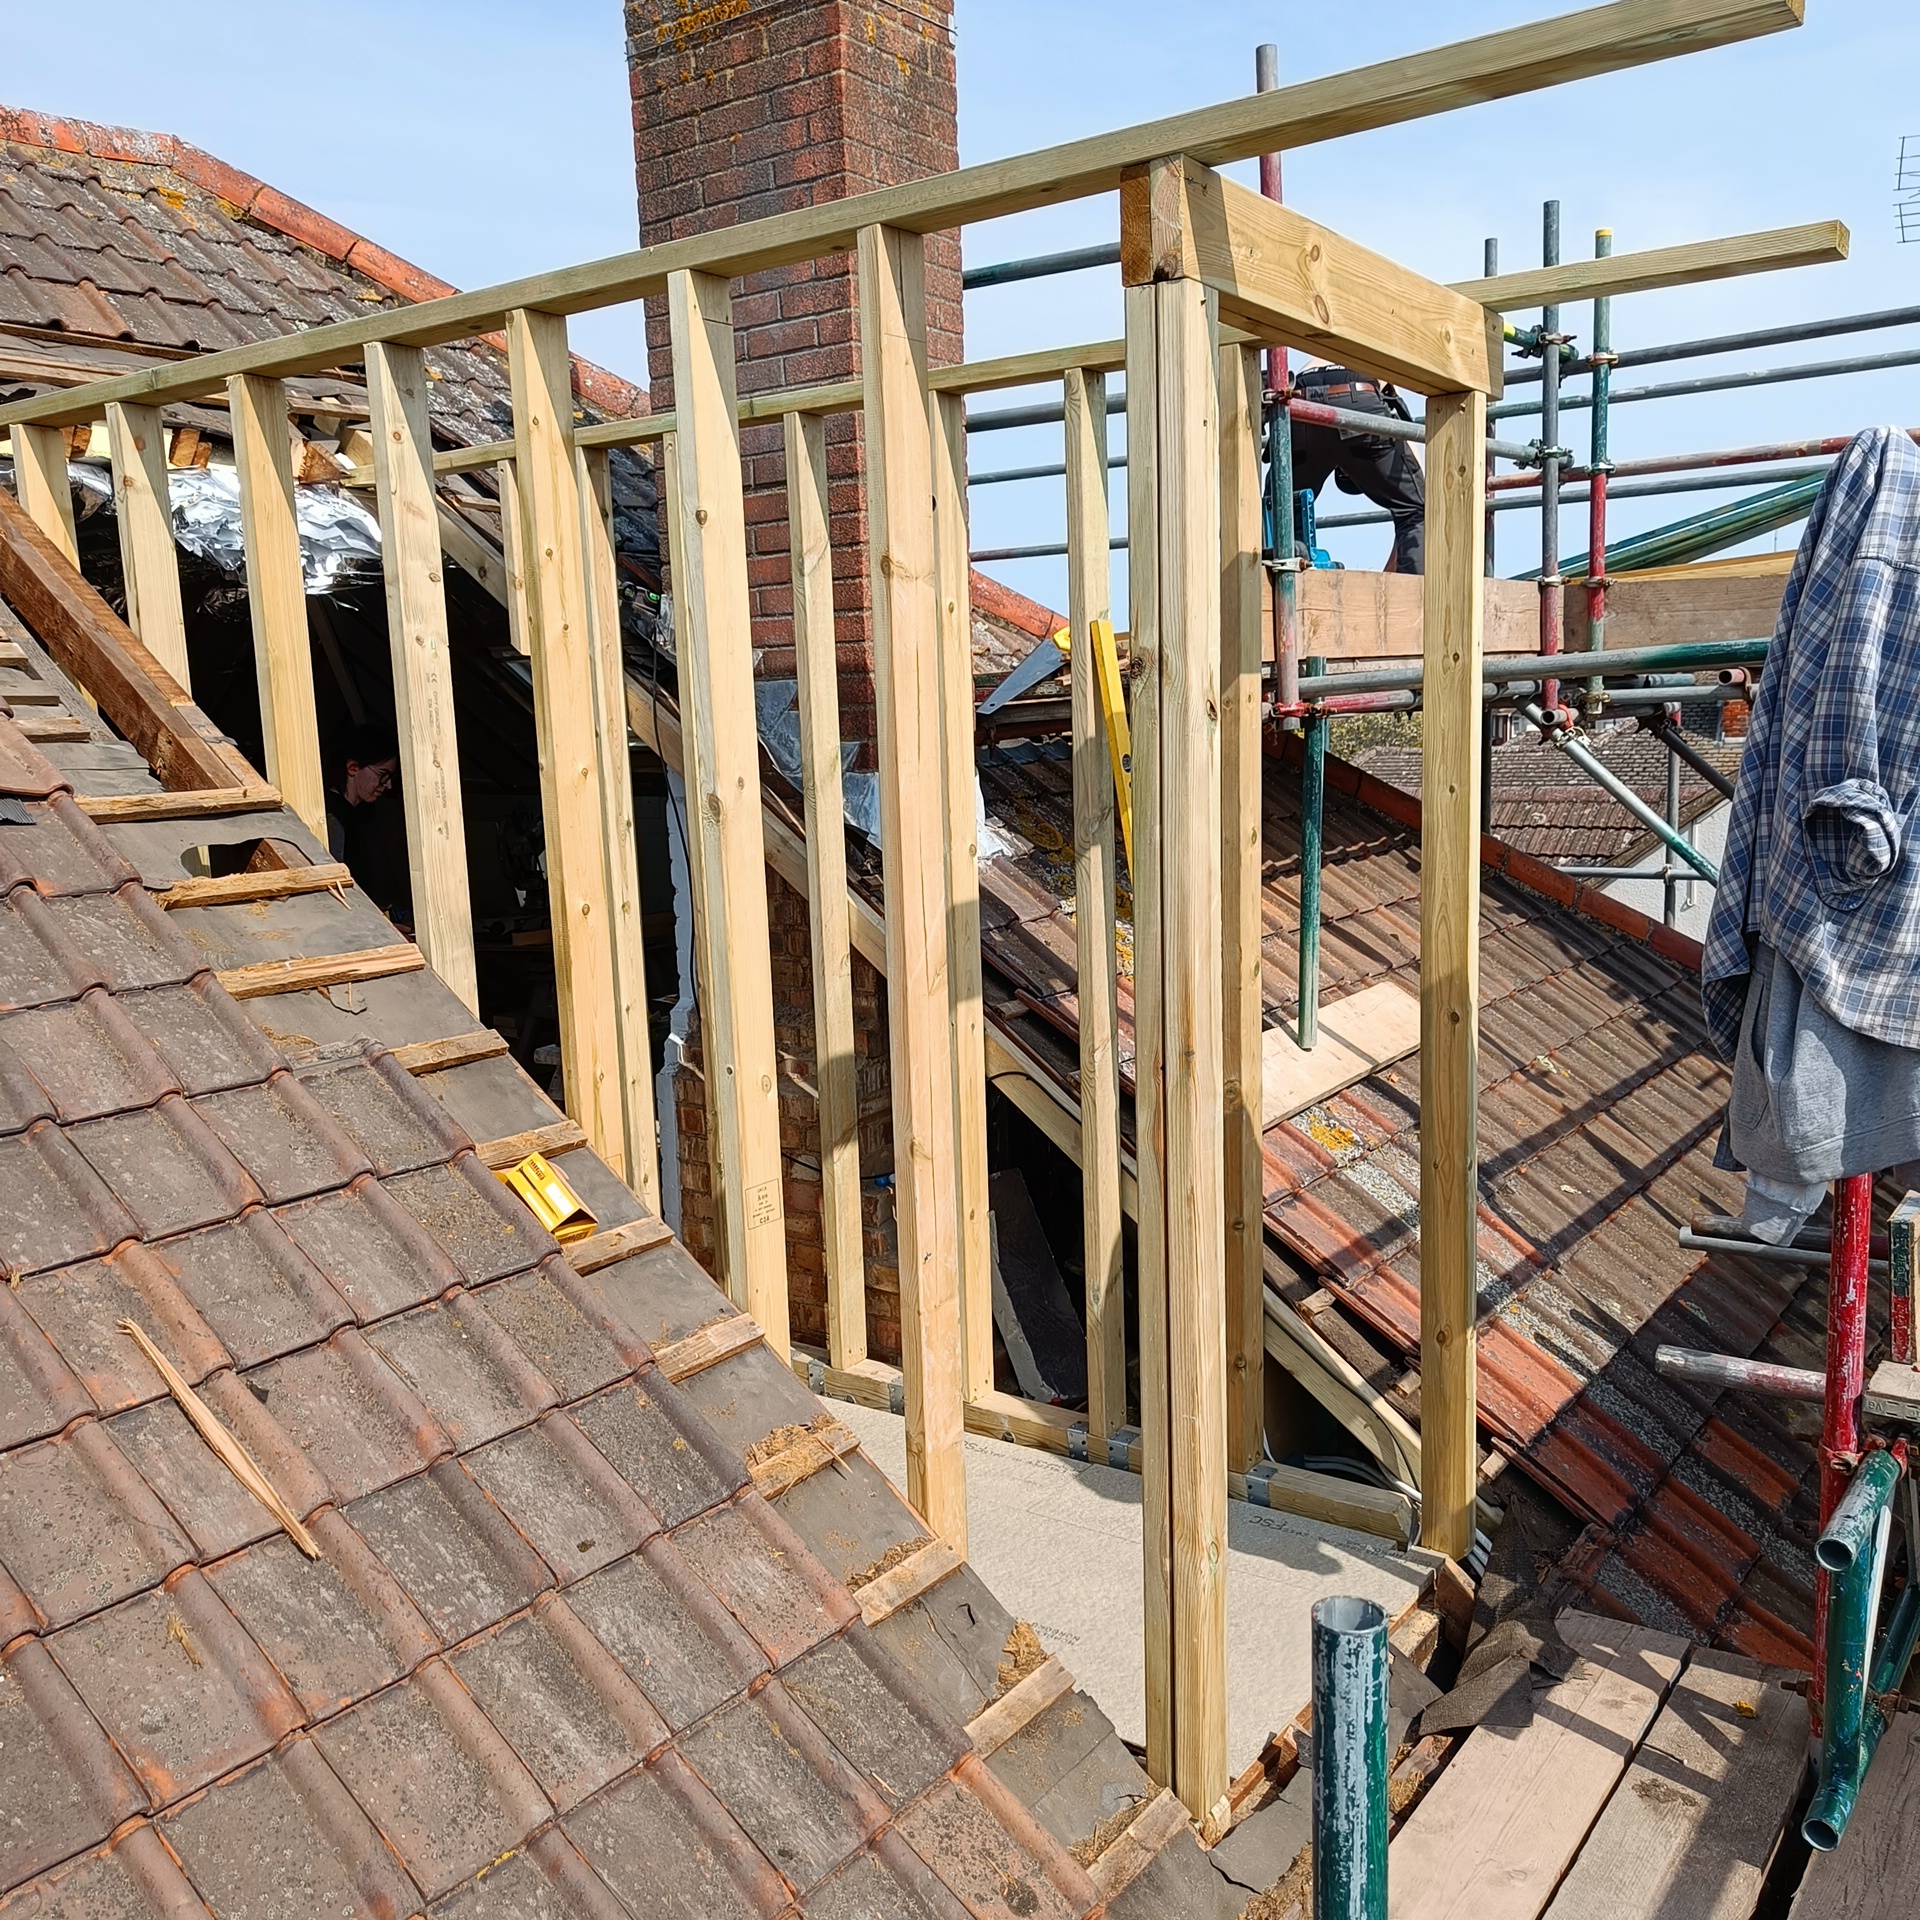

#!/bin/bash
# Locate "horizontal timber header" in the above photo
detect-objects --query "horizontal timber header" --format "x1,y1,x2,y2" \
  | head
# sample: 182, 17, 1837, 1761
0, 0, 1802, 430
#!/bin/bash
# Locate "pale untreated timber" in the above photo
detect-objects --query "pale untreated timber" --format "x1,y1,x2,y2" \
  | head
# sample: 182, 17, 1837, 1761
104, 402, 190, 690
216, 943, 424, 999
366, 342, 478, 1013
581, 445, 660, 1211
1389, 1613, 1688, 1920
1124, 158, 1500, 396
663, 272, 789, 1354
747, 1417, 861, 1500
1087, 1787, 1191, 1904
861, 224, 967, 1554
0, 2, 1805, 428
495, 460, 530, 655
786, 409, 866, 1372
475, 1119, 589, 1170
436, 500, 514, 611
654, 1312, 763, 1384
932, 387, 993, 1409
389, 1029, 510, 1075
159, 861, 352, 909
1542, 1652, 1807, 1920
1219, 338, 1265, 1479
507, 308, 629, 1187
1417, 387, 1486, 1565
568, 1213, 675, 1273
1064, 364, 1126, 1445
1263, 979, 1423, 1127
1459, 218, 1847, 310
78, 784, 281, 822
227, 375, 325, 840
932, 338, 1127, 395
12, 423, 79, 564
967, 1656, 1075, 1758
853, 1537, 963, 1626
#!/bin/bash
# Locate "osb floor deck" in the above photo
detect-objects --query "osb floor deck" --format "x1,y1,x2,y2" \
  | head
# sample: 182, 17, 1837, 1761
838, 1399, 1437, 1776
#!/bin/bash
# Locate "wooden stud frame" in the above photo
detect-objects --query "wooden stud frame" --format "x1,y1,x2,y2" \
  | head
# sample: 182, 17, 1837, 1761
104, 402, 190, 690
581, 444, 662, 1211
859, 223, 967, 1552
932, 387, 994, 1409
785, 408, 867, 1371
364, 341, 480, 1014
662, 271, 791, 1358
1063, 365, 1126, 1444
11, 422, 80, 565
505, 309, 629, 1187
227, 373, 327, 841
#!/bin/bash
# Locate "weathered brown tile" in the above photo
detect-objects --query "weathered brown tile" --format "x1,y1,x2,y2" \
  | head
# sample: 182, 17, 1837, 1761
192, 1074, 371, 1204
0, 1281, 93, 1448
66, 1095, 261, 1239
671, 1494, 855, 1668
0, 990, 177, 1122
472, 1264, 635, 1403
0, 1120, 139, 1278
150, 1211, 353, 1368
568, 1375, 744, 1528
298, 1048, 470, 1176
275, 1174, 463, 1322
386, 1160, 556, 1285
365, 1293, 556, 1451
116, 975, 284, 1097
463, 1413, 658, 1583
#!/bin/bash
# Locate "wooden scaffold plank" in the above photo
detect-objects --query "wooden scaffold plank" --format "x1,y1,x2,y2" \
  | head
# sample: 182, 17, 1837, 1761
227, 374, 327, 841
364, 341, 479, 1014
858, 222, 967, 1553
105, 401, 191, 690
1218, 336, 1265, 1479
581, 444, 661, 1211
505, 308, 628, 1185
1063, 363, 1126, 1445
931, 386, 993, 1409
785, 407, 867, 1372
662, 270, 790, 1357
1418, 385, 1487, 1563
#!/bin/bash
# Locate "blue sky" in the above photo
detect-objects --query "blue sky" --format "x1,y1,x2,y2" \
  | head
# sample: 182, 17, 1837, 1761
9, 2, 1917, 602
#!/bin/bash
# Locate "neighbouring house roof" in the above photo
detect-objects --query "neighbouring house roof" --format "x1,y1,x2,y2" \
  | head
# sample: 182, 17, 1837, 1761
0, 553, 1226, 1915
1353, 727, 1742, 869
975, 710, 1844, 1666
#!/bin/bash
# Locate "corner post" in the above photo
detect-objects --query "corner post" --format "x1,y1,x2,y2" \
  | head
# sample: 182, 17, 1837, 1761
1218, 337, 1266, 1480
504, 309, 628, 1185
364, 342, 479, 1014
785, 407, 867, 1370
1064, 365, 1126, 1444
1418, 389, 1487, 1562
660, 272, 790, 1355
227, 374, 326, 840
858, 223, 967, 1551
105, 402, 191, 690
1123, 154, 1230, 1826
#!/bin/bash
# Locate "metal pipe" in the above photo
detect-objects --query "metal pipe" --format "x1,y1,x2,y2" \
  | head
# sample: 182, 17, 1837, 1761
1501, 301, 1920, 386
1299, 655, 1326, 1050
1818, 1446, 1905, 1575
1485, 236, 1500, 579
1535, 472, 1822, 581
1521, 704, 1720, 883
1320, 462, 1834, 526
1641, 714, 1735, 799
961, 243, 1122, 291
1663, 704, 1682, 928
1808, 1564, 1920, 1852
1297, 637, 1769, 700
1260, 45, 1300, 723
1488, 430, 1914, 490
1489, 344, 1920, 421
1311, 1595, 1389, 1920
1676, 1228, 1888, 1276
967, 391, 1126, 435
1257, 43, 1286, 404
1813, 1174, 1876, 1734
1585, 229, 1613, 703
1539, 200, 1564, 705
1652, 1345, 1827, 1401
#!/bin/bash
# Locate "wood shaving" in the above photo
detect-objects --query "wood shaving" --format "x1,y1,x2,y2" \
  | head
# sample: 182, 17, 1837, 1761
846, 1535, 934, 1594
1241, 1842, 1311, 1920
996, 1620, 1047, 1695
1070, 1794, 1149, 1866
166, 1613, 202, 1667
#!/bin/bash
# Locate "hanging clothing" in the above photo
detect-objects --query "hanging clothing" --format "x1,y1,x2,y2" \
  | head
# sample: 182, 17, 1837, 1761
1703, 427, 1920, 1060
1714, 943, 1920, 1241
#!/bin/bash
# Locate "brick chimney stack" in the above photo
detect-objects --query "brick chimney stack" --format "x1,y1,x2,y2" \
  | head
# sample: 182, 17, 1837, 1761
626, 0, 962, 1358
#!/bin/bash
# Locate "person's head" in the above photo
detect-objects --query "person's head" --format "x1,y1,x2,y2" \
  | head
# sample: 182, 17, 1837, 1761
334, 723, 400, 807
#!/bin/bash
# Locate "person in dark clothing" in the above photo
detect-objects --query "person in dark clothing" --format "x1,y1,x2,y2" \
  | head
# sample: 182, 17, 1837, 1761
324, 721, 413, 936
1289, 363, 1427, 574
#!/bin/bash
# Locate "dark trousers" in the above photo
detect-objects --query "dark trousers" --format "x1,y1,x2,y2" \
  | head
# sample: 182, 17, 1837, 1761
1290, 376, 1426, 574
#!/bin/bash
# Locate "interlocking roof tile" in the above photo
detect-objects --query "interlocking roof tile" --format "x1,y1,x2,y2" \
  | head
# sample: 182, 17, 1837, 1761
149, 1212, 353, 1367
0, 793, 138, 896
0, 1420, 192, 1628
0, 1282, 93, 1448
114, 977, 283, 1097
473, 1263, 639, 1402
309, 1661, 551, 1902
66, 1095, 262, 1238
343, 1459, 552, 1643
275, 1172, 464, 1321
448, 1599, 669, 1812
0, 1635, 148, 1887
672, 1495, 856, 1668
47, 1572, 303, 1802
298, 1045, 474, 1176
386, 1159, 557, 1285
366, 1292, 558, 1450
0, 989, 180, 1122
570, 1375, 747, 1527
191, 1073, 372, 1203
464, 1413, 659, 1583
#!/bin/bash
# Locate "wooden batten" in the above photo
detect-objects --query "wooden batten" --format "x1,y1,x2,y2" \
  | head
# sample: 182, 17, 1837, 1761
159, 861, 352, 910
1062, 364, 1126, 1444
662, 271, 790, 1357
568, 1213, 675, 1273
474, 1119, 589, 1171
104, 401, 191, 690
859, 223, 967, 1554
1417, 387, 1488, 1562
388, 1028, 510, 1075
581, 445, 661, 1212
78, 785, 280, 823
784, 409, 867, 1372
505, 308, 629, 1189
226, 374, 326, 840
931, 387, 993, 1409
216, 943, 424, 1000
1217, 338, 1265, 1480
364, 342, 479, 1014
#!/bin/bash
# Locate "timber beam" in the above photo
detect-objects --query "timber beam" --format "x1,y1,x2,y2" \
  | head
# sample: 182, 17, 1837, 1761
1122, 157, 1501, 397
0, 0, 1802, 428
